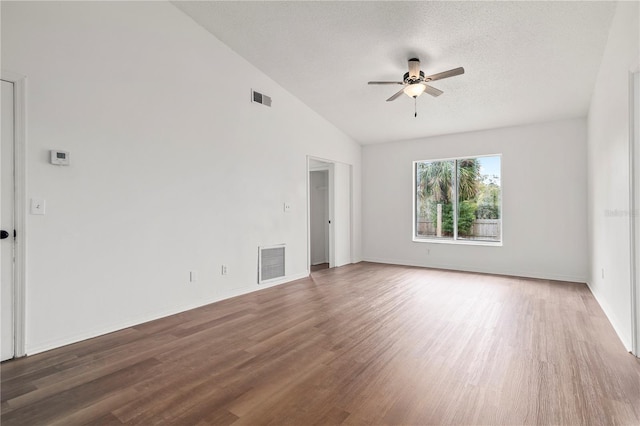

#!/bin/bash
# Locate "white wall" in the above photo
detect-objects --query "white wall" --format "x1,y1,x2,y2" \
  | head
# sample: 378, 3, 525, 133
587, 1, 639, 351
1, 1, 361, 354
362, 118, 588, 282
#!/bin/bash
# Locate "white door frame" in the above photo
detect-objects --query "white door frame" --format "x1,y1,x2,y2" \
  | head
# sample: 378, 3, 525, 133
2, 71, 27, 358
630, 69, 640, 357
307, 156, 354, 272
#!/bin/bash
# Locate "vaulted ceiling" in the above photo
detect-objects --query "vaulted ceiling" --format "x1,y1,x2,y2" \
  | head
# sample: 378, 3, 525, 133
172, 1, 616, 145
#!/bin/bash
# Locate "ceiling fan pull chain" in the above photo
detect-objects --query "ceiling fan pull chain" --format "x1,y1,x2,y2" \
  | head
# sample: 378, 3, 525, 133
414, 97, 417, 118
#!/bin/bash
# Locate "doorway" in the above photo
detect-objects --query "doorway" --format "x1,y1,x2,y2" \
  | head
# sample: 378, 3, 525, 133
310, 168, 329, 270
307, 157, 352, 272
1, 73, 26, 361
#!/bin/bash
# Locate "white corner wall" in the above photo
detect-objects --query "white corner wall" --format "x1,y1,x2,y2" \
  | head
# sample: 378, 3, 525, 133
362, 118, 588, 282
1, 1, 361, 355
587, 1, 639, 351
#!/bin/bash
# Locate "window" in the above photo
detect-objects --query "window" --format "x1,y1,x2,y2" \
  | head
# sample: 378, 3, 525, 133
414, 155, 501, 244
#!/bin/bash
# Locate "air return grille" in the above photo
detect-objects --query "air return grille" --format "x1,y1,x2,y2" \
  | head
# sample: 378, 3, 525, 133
252, 90, 272, 107
258, 244, 285, 284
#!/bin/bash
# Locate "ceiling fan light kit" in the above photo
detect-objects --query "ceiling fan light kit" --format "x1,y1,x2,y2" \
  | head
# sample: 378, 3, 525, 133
368, 57, 464, 117
403, 83, 427, 98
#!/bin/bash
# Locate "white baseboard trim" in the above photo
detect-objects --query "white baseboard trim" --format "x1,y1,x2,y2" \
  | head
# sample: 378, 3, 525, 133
26, 270, 311, 356
26, 300, 216, 356
361, 257, 587, 283
216, 271, 309, 300
585, 281, 632, 352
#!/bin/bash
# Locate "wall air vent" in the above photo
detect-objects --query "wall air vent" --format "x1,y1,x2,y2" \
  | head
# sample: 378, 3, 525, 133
258, 244, 285, 284
252, 89, 272, 107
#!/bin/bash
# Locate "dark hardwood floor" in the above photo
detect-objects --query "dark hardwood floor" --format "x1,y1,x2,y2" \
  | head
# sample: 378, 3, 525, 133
2, 262, 639, 425
310, 263, 329, 272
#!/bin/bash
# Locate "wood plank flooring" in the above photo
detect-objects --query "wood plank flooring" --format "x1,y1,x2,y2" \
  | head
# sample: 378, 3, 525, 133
311, 263, 329, 272
2, 262, 640, 425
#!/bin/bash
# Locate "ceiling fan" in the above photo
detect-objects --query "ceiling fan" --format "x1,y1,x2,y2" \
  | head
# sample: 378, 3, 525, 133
368, 58, 464, 116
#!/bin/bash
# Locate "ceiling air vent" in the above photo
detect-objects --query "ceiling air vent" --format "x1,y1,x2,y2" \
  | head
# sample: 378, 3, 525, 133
252, 89, 272, 107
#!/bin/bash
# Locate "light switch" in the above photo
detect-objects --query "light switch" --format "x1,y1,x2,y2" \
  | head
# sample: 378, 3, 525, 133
30, 198, 46, 215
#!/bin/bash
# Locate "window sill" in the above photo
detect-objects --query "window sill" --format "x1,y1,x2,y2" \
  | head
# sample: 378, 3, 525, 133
412, 238, 503, 247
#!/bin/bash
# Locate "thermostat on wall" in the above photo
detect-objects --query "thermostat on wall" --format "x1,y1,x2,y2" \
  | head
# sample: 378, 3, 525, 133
50, 150, 69, 165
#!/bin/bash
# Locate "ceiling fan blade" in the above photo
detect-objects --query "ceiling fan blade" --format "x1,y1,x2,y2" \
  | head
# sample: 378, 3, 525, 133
425, 67, 465, 82
368, 81, 403, 85
424, 84, 443, 97
386, 87, 407, 102
408, 58, 420, 79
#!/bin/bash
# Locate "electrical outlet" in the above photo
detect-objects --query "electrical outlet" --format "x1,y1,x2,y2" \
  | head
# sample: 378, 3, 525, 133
190, 271, 198, 282
284, 203, 291, 212
221, 265, 228, 276
426, 248, 431, 255
602, 268, 605, 279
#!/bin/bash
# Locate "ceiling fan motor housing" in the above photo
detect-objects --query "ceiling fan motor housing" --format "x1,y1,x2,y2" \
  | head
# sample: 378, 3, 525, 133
408, 58, 421, 79
403, 71, 425, 84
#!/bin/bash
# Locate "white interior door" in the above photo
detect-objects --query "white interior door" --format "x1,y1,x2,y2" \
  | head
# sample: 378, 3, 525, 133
1, 79, 15, 362
332, 162, 352, 267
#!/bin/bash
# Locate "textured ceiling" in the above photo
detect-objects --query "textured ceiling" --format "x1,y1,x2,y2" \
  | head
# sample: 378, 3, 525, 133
172, 1, 616, 145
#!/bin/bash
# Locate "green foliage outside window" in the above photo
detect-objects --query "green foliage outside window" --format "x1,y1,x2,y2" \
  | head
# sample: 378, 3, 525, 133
432, 201, 477, 236
416, 155, 501, 241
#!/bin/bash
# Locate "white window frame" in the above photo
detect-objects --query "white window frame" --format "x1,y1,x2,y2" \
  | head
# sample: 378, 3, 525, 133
412, 154, 503, 246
